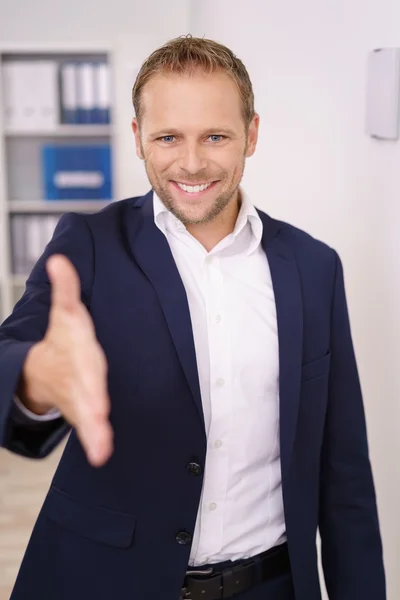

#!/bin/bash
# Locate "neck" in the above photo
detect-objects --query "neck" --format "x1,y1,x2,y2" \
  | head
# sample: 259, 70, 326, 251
186, 190, 241, 252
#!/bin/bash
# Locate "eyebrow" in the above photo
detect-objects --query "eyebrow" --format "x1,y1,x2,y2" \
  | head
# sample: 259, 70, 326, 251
149, 127, 237, 139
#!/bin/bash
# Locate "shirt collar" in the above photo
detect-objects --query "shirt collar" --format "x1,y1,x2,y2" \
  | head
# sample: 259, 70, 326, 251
153, 186, 263, 255
231, 187, 263, 254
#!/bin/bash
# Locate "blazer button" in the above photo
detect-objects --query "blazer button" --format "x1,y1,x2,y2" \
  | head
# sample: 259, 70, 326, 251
187, 462, 202, 476
176, 531, 192, 545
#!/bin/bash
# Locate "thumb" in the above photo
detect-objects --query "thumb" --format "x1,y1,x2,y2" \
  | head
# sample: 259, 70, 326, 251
46, 254, 81, 314
78, 414, 114, 467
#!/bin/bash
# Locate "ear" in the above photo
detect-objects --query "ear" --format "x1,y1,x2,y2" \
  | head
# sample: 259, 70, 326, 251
245, 113, 260, 158
132, 118, 144, 160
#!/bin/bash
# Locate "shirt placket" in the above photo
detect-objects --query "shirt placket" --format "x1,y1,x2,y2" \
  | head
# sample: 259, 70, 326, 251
196, 253, 233, 559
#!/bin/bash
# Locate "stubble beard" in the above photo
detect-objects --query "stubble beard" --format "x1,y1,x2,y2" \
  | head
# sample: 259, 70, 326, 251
144, 156, 247, 226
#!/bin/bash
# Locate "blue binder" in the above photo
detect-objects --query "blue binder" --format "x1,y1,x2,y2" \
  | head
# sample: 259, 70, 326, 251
76, 62, 97, 124
42, 144, 112, 200
94, 62, 111, 124
60, 62, 78, 124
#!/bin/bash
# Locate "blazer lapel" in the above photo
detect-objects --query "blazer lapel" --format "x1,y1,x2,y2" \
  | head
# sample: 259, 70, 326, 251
125, 190, 205, 433
259, 211, 304, 480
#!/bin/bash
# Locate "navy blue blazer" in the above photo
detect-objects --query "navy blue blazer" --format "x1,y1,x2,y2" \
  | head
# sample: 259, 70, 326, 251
0, 190, 385, 600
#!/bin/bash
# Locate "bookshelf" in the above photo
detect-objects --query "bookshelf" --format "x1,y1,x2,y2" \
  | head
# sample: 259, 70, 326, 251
0, 45, 116, 322
5, 125, 111, 137
8, 200, 111, 213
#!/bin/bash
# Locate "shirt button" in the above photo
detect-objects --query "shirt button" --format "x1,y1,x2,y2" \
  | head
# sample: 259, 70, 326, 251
214, 440, 222, 448
209, 503, 217, 511
215, 314, 222, 324
216, 378, 225, 387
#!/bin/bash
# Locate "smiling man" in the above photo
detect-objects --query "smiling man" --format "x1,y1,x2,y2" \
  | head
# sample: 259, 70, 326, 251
132, 69, 255, 251
0, 35, 385, 600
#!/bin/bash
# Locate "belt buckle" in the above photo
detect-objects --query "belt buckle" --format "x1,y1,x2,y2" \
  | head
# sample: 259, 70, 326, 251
186, 567, 214, 576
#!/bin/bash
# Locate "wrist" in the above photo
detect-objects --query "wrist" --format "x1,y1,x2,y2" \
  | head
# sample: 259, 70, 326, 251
18, 342, 54, 415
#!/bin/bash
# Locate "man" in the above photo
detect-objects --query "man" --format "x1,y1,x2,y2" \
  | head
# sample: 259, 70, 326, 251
0, 34, 385, 600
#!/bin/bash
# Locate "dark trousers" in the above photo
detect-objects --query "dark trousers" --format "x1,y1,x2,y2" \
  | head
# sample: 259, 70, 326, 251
184, 546, 295, 600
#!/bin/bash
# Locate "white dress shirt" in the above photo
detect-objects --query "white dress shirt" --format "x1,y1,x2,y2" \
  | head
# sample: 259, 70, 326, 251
154, 188, 286, 565
16, 187, 287, 565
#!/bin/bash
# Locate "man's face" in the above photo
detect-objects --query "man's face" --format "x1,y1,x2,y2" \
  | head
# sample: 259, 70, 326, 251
132, 70, 259, 225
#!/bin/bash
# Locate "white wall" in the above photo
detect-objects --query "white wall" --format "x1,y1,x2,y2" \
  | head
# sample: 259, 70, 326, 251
0, 0, 189, 45
191, 1, 399, 598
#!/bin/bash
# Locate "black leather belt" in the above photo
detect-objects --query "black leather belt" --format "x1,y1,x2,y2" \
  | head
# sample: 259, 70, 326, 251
180, 543, 290, 600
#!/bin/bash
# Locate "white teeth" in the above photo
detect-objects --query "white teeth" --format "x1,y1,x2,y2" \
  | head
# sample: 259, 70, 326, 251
176, 182, 212, 193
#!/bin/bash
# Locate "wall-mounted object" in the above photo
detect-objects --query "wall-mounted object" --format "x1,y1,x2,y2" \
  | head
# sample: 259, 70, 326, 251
366, 47, 400, 140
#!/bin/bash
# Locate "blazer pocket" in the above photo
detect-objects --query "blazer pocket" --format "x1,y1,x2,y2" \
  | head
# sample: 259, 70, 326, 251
43, 486, 137, 548
301, 351, 331, 383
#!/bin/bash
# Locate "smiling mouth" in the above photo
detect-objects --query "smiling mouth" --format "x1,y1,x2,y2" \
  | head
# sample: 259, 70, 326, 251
171, 180, 218, 194
171, 180, 219, 196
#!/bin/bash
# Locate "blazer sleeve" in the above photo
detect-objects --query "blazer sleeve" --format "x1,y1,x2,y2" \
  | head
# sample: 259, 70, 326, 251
319, 250, 386, 599
0, 212, 94, 459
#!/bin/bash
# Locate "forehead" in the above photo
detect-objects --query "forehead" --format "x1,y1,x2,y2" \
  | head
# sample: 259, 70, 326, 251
140, 71, 243, 129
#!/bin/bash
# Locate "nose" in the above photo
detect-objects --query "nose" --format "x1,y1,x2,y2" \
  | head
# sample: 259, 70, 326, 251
177, 142, 208, 174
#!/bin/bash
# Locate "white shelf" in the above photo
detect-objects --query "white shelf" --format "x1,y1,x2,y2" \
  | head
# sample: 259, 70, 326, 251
0, 43, 111, 53
5, 125, 111, 137
8, 200, 113, 213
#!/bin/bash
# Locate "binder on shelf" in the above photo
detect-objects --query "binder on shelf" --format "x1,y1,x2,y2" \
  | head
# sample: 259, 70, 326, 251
11, 215, 61, 275
2, 61, 59, 131
36, 61, 60, 129
11, 215, 27, 275
42, 215, 60, 248
2, 63, 20, 131
26, 215, 43, 270
95, 62, 111, 124
60, 62, 78, 124
77, 62, 96, 124
41, 144, 112, 200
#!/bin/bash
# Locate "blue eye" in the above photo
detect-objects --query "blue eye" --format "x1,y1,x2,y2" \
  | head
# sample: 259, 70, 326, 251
158, 134, 227, 143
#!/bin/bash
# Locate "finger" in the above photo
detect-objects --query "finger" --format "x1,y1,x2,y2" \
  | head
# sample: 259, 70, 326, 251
46, 254, 81, 314
78, 416, 114, 467
75, 388, 113, 467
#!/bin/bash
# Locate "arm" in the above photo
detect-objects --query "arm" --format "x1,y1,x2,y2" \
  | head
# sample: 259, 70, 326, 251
319, 251, 386, 599
0, 212, 94, 459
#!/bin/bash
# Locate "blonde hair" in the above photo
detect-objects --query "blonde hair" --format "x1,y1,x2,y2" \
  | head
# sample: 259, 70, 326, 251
132, 34, 255, 133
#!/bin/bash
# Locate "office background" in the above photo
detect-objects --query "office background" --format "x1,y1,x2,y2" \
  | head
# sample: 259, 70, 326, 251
0, 0, 399, 598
